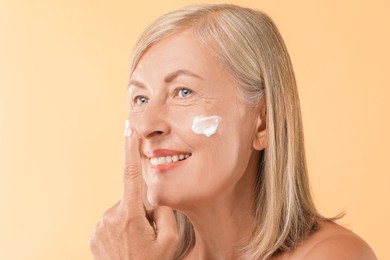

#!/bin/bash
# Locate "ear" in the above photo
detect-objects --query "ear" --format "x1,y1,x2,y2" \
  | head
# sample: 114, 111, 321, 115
252, 98, 267, 151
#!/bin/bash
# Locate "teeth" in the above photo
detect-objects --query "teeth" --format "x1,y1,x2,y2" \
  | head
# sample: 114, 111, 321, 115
150, 154, 191, 166
158, 157, 166, 165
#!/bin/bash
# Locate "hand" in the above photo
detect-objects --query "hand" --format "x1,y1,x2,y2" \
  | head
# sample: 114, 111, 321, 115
89, 128, 179, 260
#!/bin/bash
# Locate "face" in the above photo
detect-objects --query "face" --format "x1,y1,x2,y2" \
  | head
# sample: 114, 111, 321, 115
128, 30, 263, 210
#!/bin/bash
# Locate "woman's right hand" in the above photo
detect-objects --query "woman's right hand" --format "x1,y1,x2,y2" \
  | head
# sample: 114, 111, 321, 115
89, 128, 179, 260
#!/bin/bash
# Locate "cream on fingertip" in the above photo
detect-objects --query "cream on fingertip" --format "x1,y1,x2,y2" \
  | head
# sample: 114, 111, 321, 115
124, 119, 131, 137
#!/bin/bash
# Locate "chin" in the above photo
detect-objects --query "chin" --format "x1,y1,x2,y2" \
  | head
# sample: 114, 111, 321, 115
146, 188, 178, 208
146, 185, 199, 210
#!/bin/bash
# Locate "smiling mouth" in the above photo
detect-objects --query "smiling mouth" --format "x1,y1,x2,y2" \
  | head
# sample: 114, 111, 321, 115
150, 153, 192, 166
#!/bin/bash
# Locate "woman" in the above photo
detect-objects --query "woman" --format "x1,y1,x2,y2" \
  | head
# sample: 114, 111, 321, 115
89, 4, 376, 259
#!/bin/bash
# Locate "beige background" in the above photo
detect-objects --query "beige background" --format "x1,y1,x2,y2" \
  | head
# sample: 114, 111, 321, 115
1, 0, 389, 259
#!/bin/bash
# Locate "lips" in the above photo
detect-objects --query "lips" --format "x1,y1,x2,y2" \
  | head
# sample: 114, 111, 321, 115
150, 153, 191, 166
144, 149, 192, 173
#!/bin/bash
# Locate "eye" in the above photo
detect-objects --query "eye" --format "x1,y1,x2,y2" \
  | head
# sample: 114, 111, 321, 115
134, 96, 149, 105
177, 88, 193, 98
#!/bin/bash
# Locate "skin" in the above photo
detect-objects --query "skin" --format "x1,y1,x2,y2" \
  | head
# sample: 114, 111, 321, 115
89, 30, 376, 259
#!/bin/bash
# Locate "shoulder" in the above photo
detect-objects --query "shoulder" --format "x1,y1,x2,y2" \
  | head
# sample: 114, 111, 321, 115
303, 232, 376, 259
276, 221, 377, 260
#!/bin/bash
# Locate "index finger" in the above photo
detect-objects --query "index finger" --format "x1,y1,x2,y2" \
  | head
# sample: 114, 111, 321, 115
122, 122, 144, 211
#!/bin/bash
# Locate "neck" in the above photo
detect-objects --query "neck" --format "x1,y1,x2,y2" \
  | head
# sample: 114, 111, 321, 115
186, 203, 255, 259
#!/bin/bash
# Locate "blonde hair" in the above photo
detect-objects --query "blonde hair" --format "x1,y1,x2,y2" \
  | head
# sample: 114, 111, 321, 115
129, 4, 332, 259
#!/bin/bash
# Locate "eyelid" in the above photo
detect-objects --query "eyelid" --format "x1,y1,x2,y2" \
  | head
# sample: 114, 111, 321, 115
133, 95, 149, 105
173, 87, 194, 98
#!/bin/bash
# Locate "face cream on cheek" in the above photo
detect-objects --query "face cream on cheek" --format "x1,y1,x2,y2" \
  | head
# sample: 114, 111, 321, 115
191, 115, 222, 137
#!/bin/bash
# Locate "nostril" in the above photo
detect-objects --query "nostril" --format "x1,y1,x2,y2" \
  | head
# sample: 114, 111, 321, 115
136, 110, 170, 139
146, 130, 164, 138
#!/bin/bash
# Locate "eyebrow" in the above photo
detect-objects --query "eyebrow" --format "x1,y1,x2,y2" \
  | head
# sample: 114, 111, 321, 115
127, 79, 146, 90
164, 69, 204, 83
128, 69, 203, 90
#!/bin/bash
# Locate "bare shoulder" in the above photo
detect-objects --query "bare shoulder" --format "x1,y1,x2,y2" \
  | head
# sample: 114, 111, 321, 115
302, 221, 377, 259
276, 221, 377, 260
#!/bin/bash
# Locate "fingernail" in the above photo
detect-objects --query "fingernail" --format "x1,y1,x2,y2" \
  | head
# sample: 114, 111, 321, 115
124, 120, 131, 137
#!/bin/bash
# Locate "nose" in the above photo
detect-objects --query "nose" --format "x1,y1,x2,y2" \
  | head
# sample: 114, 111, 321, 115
131, 103, 170, 140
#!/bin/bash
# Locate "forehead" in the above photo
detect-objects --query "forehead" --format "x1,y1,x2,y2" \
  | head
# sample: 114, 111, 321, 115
131, 30, 232, 83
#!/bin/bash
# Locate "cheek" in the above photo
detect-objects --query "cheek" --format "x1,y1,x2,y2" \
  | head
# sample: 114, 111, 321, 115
127, 111, 142, 129
208, 117, 255, 173
194, 121, 250, 183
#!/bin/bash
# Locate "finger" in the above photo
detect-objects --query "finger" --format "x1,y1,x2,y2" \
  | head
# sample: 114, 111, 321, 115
100, 201, 121, 225
122, 125, 144, 211
153, 206, 178, 243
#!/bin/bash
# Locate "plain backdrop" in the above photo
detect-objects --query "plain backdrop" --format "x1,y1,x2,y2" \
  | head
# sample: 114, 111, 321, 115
1, 0, 389, 259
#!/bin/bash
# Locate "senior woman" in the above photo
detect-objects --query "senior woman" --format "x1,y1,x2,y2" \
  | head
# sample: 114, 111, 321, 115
89, 4, 376, 259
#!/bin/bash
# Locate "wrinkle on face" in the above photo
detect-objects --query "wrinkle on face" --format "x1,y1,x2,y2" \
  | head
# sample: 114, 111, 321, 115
128, 29, 262, 211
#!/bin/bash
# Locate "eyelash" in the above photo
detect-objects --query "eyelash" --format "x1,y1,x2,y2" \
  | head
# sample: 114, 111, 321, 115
174, 87, 193, 98
132, 87, 194, 107
133, 96, 148, 106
